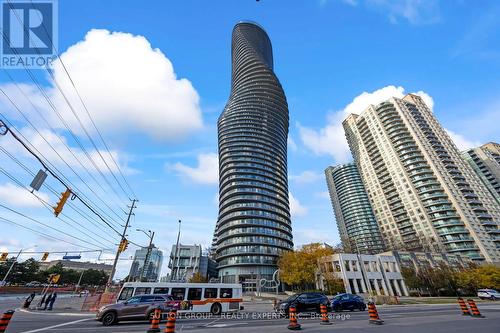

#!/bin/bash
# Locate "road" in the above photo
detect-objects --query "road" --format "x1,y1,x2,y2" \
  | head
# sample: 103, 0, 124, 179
1, 297, 499, 333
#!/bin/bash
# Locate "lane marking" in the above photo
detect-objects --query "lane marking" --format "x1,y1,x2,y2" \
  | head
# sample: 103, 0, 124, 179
20, 318, 92, 333
17, 308, 95, 317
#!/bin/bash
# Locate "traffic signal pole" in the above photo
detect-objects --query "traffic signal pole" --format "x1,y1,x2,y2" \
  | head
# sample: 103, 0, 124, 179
106, 199, 137, 291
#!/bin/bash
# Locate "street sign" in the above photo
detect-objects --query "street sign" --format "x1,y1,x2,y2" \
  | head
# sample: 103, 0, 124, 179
62, 255, 81, 260
30, 170, 48, 191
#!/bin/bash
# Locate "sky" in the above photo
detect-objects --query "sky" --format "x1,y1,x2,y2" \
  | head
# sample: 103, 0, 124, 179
0, 0, 499, 279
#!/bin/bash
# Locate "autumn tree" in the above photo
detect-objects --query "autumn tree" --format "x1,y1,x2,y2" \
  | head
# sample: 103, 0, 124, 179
278, 243, 335, 291
456, 265, 500, 295
189, 272, 207, 283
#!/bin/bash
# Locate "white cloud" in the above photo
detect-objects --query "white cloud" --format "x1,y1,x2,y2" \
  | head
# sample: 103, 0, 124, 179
287, 136, 298, 152
289, 192, 308, 218
446, 129, 481, 151
171, 153, 219, 185
0, 182, 50, 208
289, 170, 322, 184
366, 0, 440, 25
315, 191, 331, 200
0, 29, 203, 141
298, 85, 434, 163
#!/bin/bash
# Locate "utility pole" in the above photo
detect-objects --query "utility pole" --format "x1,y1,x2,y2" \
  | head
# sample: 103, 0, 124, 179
106, 199, 137, 291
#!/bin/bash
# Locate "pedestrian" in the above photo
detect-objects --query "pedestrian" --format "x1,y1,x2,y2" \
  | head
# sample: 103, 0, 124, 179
47, 292, 57, 311
43, 293, 52, 310
37, 293, 46, 310
23, 292, 35, 309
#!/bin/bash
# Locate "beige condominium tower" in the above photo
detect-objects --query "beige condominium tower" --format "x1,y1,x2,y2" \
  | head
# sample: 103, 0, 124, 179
343, 94, 500, 263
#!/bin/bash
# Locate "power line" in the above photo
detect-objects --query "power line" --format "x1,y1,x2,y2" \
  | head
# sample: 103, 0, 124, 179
4, 0, 134, 206
0, 70, 129, 213
0, 83, 128, 223
0, 216, 102, 252
0, 119, 124, 236
26, 0, 137, 200
0, 145, 120, 237
0, 32, 129, 218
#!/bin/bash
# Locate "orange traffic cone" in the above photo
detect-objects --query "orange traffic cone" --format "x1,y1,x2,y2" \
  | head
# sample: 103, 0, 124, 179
367, 302, 383, 325
467, 299, 485, 318
319, 304, 332, 325
147, 307, 162, 333
287, 306, 301, 330
457, 298, 470, 316
0, 310, 14, 333
164, 309, 177, 333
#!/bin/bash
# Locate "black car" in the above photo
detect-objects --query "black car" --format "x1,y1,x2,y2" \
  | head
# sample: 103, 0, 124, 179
330, 293, 366, 312
276, 292, 332, 315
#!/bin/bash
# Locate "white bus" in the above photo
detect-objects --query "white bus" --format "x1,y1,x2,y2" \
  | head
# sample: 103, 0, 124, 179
117, 282, 243, 315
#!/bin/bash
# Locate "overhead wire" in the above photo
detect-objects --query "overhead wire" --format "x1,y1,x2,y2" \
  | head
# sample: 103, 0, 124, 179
8, 0, 135, 202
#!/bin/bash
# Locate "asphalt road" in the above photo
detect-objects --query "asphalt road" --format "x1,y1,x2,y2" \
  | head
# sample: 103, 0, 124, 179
1, 298, 499, 333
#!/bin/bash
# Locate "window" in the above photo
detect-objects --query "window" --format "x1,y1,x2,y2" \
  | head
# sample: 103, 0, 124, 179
118, 287, 134, 301
220, 288, 233, 298
140, 295, 156, 303
126, 296, 141, 304
153, 287, 169, 295
171, 288, 186, 300
134, 287, 151, 296
188, 288, 203, 301
204, 288, 218, 299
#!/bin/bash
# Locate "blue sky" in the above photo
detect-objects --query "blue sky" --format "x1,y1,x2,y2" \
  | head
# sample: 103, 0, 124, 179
0, 0, 499, 279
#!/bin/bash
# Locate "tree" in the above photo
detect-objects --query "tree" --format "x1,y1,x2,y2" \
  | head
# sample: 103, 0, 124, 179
456, 265, 500, 295
278, 243, 335, 291
323, 272, 345, 295
189, 272, 207, 283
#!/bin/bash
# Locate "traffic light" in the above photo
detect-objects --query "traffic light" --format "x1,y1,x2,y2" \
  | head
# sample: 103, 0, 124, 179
53, 189, 71, 217
118, 238, 129, 253
47, 273, 60, 283
0, 252, 8, 261
41, 252, 49, 261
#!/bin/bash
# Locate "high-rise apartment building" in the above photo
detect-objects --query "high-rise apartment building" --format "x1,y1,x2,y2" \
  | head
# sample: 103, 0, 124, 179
325, 163, 385, 254
212, 22, 293, 286
128, 246, 163, 282
462, 142, 500, 203
343, 94, 500, 263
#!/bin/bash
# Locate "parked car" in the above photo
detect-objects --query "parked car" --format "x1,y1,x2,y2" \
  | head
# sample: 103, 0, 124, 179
477, 289, 500, 300
276, 292, 332, 316
96, 294, 177, 326
25, 281, 42, 287
331, 293, 366, 311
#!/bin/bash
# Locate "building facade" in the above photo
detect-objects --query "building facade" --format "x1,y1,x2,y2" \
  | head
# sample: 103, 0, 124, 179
343, 94, 500, 263
168, 244, 217, 282
212, 22, 293, 285
383, 250, 472, 271
39, 260, 112, 273
317, 253, 409, 296
325, 164, 385, 254
128, 246, 163, 282
462, 142, 500, 203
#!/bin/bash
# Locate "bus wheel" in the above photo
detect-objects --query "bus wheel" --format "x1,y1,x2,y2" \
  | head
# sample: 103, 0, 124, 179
211, 302, 222, 316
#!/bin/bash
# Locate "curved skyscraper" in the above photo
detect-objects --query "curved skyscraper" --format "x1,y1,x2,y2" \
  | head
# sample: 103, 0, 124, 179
325, 164, 385, 254
213, 22, 293, 286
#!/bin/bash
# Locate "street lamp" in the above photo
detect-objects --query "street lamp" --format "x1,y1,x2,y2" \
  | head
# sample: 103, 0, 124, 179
136, 229, 155, 282
1, 245, 38, 285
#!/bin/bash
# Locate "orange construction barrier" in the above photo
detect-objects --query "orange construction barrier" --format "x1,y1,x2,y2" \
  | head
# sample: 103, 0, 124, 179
147, 307, 162, 333
0, 310, 14, 333
467, 299, 485, 318
164, 309, 177, 333
457, 298, 470, 316
287, 306, 301, 330
319, 304, 332, 325
367, 302, 383, 325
